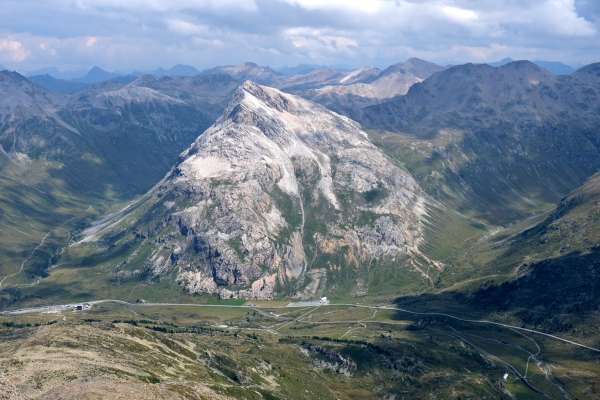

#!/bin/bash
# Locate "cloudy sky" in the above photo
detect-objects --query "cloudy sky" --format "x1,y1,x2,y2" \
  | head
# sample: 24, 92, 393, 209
1, 0, 599, 73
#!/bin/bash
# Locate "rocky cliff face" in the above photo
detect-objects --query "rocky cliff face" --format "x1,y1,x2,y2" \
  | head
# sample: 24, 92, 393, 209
77, 81, 435, 299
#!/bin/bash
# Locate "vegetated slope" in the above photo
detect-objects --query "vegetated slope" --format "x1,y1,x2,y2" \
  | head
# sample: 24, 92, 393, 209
0, 72, 238, 288
66, 81, 439, 300
458, 175, 600, 330
2, 308, 573, 400
364, 61, 600, 225
413, 174, 600, 333
58, 73, 239, 195
1, 70, 238, 195
511, 172, 600, 259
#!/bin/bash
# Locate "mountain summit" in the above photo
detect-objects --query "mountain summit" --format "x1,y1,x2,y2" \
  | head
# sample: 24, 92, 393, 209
74, 81, 436, 299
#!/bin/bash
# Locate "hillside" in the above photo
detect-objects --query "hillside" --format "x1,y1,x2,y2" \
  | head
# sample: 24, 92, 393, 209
365, 61, 600, 224
0, 72, 239, 299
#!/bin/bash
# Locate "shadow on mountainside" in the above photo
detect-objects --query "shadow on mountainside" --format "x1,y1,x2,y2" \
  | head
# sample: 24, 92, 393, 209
394, 247, 600, 333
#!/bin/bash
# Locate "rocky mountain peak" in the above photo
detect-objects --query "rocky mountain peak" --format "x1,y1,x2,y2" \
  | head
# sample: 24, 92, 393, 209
81, 66, 116, 82
497, 60, 553, 81
231, 80, 294, 114
78, 82, 435, 299
381, 58, 444, 78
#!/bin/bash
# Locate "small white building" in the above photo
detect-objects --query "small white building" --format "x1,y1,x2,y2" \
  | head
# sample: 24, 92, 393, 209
319, 297, 329, 305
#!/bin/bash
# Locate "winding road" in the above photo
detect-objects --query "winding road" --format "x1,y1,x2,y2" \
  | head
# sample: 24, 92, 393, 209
2, 298, 600, 354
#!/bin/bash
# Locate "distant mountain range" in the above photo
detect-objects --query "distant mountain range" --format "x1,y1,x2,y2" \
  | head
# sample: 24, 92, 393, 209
6, 57, 583, 100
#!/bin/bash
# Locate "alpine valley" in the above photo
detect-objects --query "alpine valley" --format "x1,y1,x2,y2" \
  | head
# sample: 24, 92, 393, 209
2, 58, 600, 400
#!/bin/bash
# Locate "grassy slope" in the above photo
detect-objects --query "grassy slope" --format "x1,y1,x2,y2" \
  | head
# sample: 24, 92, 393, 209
2, 303, 599, 399
0, 159, 113, 283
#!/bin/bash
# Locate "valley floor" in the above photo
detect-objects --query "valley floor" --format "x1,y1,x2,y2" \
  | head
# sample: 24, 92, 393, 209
1, 300, 599, 399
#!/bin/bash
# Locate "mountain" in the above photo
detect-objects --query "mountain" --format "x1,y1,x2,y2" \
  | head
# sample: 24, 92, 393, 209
201, 62, 282, 85
509, 173, 600, 262
380, 57, 445, 81
298, 58, 444, 118
573, 62, 600, 84
165, 64, 199, 76
67, 81, 437, 300
276, 64, 327, 75
0, 71, 74, 157
450, 173, 600, 332
278, 67, 347, 90
363, 61, 600, 224
533, 60, 575, 75
0, 69, 238, 188
0, 72, 239, 291
75, 66, 120, 84
56, 74, 239, 194
4, 62, 600, 398
0, 70, 58, 114
319, 58, 443, 98
490, 57, 575, 74
24, 67, 87, 80
29, 74, 89, 94
1, 70, 229, 194
488, 57, 515, 67
336, 67, 381, 85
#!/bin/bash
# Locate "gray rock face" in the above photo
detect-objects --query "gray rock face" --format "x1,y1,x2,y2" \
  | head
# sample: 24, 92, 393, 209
80, 81, 435, 299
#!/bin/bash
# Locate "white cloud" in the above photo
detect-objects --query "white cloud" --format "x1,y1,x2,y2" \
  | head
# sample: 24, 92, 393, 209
440, 5, 479, 25
536, 0, 596, 36
283, 27, 358, 60
68, 0, 258, 13
283, 0, 385, 14
166, 19, 209, 36
1, 0, 598, 70
0, 38, 29, 63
